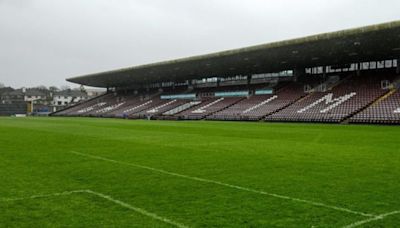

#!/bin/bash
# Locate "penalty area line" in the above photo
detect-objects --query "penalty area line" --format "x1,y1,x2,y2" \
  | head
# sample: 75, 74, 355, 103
342, 210, 400, 228
1, 189, 188, 228
0, 190, 88, 202
69, 150, 375, 218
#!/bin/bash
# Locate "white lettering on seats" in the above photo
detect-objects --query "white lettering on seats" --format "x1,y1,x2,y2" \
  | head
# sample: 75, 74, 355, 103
77, 102, 107, 113
147, 100, 177, 113
242, 95, 278, 114
123, 100, 152, 113
192, 98, 224, 114
297, 92, 356, 113
96, 102, 126, 113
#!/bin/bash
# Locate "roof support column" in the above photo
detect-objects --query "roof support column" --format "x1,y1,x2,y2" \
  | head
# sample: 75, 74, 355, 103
357, 62, 361, 76
397, 58, 400, 74
293, 68, 305, 82
187, 80, 193, 90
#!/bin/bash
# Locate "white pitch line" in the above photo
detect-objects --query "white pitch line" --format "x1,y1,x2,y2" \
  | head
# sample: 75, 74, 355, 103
69, 150, 374, 218
1, 189, 188, 228
84, 190, 188, 228
0, 190, 88, 202
342, 210, 400, 228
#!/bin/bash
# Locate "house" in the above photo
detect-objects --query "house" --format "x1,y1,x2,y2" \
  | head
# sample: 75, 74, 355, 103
52, 89, 88, 106
1, 89, 25, 103
0, 87, 89, 114
0, 87, 15, 104
24, 88, 48, 103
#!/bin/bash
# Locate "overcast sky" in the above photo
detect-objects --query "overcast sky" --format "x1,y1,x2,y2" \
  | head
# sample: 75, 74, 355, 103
0, 0, 399, 88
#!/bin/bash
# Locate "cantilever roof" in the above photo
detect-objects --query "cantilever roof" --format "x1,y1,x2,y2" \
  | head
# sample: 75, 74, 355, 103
67, 20, 400, 88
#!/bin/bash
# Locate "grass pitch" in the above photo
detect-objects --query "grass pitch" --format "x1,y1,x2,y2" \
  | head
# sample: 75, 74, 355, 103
0, 117, 400, 227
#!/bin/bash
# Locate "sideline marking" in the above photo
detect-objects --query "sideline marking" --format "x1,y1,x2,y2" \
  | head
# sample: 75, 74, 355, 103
0, 190, 86, 202
69, 150, 374, 217
342, 210, 400, 228
1, 189, 188, 228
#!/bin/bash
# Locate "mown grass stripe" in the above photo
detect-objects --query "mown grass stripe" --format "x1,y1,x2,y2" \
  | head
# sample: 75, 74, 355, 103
1, 189, 188, 228
70, 150, 375, 218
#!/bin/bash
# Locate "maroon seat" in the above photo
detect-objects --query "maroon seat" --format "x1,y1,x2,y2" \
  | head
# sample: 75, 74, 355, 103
266, 75, 389, 123
350, 89, 400, 124
208, 83, 305, 121
177, 97, 243, 120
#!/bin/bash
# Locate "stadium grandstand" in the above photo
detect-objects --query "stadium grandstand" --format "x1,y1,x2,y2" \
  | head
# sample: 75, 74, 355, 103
53, 20, 400, 124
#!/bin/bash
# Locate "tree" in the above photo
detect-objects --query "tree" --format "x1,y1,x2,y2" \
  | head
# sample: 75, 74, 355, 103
60, 85, 70, 91
49, 86, 59, 92
79, 85, 86, 94
35, 85, 48, 91
0, 82, 5, 88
